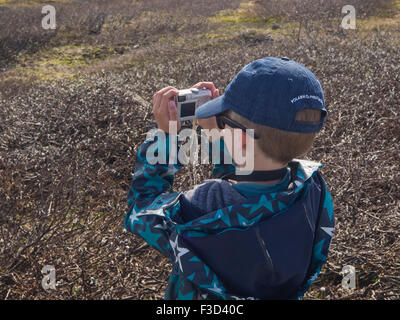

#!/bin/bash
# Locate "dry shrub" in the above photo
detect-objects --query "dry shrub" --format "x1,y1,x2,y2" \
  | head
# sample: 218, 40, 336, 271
253, 0, 394, 19
0, 0, 399, 300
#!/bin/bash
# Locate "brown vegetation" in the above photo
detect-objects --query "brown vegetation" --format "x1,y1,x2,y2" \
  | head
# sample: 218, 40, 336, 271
0, 0, 399, 299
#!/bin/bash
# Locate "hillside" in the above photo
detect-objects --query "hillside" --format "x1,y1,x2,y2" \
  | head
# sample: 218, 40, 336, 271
0, 0, 399, 299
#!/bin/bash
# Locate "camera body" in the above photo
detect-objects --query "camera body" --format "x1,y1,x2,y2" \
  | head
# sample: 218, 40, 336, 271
175, 88, 211, 121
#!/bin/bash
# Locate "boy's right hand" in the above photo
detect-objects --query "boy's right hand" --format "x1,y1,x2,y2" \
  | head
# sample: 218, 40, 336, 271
192, 82, 220, 131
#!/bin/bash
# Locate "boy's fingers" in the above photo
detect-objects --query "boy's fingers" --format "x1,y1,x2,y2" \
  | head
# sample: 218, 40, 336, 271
213, 89, 220, 99
154, 86, 174, 102
193, 82, 215, 90
193, 82, 217, 96
157, 86, 175, 95
153, 86, 176, 112
161, 88, 179, 112
162, 88, 179, 101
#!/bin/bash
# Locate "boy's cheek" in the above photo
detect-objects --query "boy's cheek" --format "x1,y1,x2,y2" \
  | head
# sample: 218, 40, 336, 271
198, 117, 217, 130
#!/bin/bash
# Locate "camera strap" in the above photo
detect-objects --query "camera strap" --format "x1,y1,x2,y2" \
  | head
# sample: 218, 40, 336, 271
190, 118, 199, 185
224, 167, 289, 182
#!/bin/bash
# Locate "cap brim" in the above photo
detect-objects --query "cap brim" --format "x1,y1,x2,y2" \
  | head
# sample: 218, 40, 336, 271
195, 95, 231, 119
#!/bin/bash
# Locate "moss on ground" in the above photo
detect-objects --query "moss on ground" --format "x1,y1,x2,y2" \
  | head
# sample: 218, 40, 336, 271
205, 2, 296, 43
7, 45, 118, 81
209, 1, 280, 25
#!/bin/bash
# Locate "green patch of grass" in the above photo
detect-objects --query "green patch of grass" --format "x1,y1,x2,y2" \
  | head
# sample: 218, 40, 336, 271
205, 18, 294, 43
359, 16, 400, 30
210, 1, 281, 26
208, 1, 295, 41
38, 46, 117, 67
10, 45, 118, 81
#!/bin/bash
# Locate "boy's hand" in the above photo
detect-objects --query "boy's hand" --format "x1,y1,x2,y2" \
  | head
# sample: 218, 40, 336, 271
153, 86, 180, 133
192, 82, 220, 131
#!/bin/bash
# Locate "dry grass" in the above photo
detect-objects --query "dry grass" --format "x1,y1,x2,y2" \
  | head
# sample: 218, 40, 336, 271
0, 0, 399, 300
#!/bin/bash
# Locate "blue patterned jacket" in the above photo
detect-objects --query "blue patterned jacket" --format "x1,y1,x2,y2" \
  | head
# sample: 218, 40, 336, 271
124, 133, 334, 300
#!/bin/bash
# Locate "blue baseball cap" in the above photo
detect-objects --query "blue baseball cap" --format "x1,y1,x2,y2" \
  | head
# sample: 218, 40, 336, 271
195, 57, 327, 133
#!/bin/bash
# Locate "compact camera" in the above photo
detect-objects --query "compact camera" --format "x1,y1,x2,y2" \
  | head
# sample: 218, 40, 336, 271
175, 88, 211, 121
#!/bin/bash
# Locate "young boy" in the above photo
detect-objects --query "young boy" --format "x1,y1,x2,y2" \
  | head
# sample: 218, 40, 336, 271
125, 57, 334, 300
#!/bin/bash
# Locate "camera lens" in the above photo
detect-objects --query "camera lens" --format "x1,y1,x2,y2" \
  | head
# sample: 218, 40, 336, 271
178, 95, 186, 102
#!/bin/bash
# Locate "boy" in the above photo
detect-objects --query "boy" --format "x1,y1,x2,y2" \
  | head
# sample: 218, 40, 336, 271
125, 57, 334, 300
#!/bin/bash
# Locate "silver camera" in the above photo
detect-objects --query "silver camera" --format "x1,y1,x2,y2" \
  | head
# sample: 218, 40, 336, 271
175, 88, 211, 121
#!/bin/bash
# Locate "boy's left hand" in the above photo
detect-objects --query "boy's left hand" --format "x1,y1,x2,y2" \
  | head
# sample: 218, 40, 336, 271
152, 86, 180, 133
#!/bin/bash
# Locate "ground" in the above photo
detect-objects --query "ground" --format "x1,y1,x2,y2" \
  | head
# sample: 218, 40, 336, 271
0, 0, 399, 300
